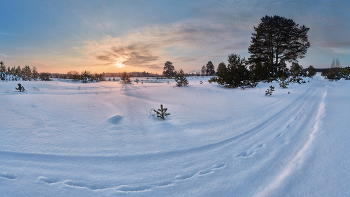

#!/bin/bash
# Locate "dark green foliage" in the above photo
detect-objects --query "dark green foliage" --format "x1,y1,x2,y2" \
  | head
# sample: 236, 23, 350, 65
201, 65, 206, 76
120, 72, 131, 84
21, 66, 32, 81
208, 76, 218, 83
39, 73, 51, 81
163, 61, 175, 78
174, 69, 188, 87
265, 85, 275, 96
321, 68, 342, 81
249, 15, 310, 66
206, 61, 215, 76
16, 83, 25, 92
32, 67, 39, 80
154, 104, 170, 120
81, 71, 91, 83
279, 76, 289, 88
307, 65, 316, 78
0, 61, 6, 81
216, 54, 249, 88
248, 15, 309, 80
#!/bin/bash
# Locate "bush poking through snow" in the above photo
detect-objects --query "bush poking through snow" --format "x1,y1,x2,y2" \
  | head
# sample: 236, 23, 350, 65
154, 104, 170, 120
265, 85, 275, 96
279, 76, 289, 89
16, 83, 25, 92
120, 72, 131, 84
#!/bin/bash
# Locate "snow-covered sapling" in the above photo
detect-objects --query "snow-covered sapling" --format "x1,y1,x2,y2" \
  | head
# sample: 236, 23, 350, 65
174, 69, 189, 87
154, 104, 170, 120
120, 72, 131, 84
265, 85, 275, 96
16, 83, 25, 92
279, 76, 289, 89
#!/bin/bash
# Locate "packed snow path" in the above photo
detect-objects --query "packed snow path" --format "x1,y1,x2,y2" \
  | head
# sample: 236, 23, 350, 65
1, 75, 349, 196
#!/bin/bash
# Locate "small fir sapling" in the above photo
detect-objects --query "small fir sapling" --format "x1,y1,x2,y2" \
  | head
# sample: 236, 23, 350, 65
154, 104, 170, 120
265, 85, 275, 96
120, 72, 131, 84
279, 76, 289, 88
174, 69, 189, 87
16, 83, 25, 92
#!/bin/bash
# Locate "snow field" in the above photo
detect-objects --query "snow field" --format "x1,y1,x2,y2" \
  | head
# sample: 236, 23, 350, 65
1, 75, 349, 196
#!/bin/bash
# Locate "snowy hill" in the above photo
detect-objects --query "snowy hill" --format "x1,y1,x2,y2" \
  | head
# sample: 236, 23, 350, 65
1, 75, 350, 196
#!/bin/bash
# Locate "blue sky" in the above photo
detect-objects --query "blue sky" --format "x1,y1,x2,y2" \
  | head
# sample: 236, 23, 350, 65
0, 0, 349, 73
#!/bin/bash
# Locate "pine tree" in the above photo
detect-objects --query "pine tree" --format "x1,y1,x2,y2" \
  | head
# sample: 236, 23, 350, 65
201, 65, 206, 76
206, 61, 215, 76
279, 76, 289, 88
16, 83, 25, 92
163, 61, 175, 78
174, 69, 189, 87
249, 15, 310, 80
154, 104, 170, 120
32, 67, 39, 80
120, 72, 131, 83
265, 85, 275, 96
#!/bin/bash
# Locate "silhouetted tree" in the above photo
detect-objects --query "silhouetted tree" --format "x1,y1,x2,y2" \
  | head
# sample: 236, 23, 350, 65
331, 58, 341, 68
32, 67, 39, 80
154, 104, 170, 120
22, 65, 32, 81
120, 72, 131, 83
201, 65, 206, 76
249, 15, 310, 79
163, 61, 175, 78
0, 61, 6, 81
39, 73, 51, 81
174, 69, 188, 87
307, 65, 316, 77
16, 83, 25, 92
206, 61, 215, 76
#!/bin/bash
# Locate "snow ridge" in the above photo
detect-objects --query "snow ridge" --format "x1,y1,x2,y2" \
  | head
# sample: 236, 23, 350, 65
255, 90, 327, 197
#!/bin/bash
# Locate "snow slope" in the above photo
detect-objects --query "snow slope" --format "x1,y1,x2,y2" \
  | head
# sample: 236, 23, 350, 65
1, 75, 349, 196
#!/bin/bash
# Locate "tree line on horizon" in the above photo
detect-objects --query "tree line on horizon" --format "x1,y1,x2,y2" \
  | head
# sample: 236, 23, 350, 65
163, 15, 317, 88
0, 61, 50, 81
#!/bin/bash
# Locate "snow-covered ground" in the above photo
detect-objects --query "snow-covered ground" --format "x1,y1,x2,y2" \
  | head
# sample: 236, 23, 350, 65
1, 74, 349, 196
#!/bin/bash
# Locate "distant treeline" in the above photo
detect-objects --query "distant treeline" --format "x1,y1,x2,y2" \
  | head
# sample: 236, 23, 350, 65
321, 67, 350, 81
0, 61, 50, 81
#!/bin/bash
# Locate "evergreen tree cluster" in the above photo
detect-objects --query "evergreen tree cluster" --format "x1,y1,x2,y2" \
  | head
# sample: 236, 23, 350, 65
0, 61, 45, 81
67, 71, 106, 83
210, 15, 315, 89
174, 69, 189, 87
322, 67, 350, 81
321, 59, 350, 81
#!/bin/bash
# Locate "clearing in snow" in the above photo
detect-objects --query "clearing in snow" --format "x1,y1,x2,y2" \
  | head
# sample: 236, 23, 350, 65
1, 74, 350, 196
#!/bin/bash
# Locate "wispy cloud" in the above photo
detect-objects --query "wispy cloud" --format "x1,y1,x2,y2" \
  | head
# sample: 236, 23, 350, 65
0, 53, 9, 57
82, 18, 249, 69
81, 0, 350, 70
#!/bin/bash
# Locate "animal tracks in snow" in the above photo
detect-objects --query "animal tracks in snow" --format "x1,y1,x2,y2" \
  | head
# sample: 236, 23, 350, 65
36, 163, 226, 193
236, 143, 265, 158
0, 173, 17, 180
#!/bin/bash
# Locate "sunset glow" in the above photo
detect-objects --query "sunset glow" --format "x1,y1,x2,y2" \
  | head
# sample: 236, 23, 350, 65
115, 62, 124, 68
0, 0, 349, 74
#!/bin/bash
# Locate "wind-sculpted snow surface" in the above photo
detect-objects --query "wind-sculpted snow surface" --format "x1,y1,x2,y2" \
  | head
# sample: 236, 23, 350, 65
1, 75, 349, 196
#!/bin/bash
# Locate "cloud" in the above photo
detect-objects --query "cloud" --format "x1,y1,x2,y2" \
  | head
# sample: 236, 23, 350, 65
82, 0, 350, 70
82, 17, 250, 70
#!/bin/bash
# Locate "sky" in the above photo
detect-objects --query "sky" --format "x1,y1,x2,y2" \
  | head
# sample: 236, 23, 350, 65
0, 0, 349, 74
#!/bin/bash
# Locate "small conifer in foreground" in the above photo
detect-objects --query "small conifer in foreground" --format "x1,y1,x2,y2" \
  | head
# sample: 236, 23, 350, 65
120, 72, 131, 84
265, 85, 275, 96
16, 83, 25, 92
279, 76, 289, 89
154, 104, 170, 120
174, 69, 188, 87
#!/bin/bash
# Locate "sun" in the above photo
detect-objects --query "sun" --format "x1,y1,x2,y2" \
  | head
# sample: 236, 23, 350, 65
114, 62, 124, 68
